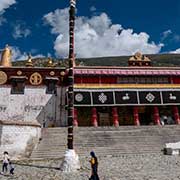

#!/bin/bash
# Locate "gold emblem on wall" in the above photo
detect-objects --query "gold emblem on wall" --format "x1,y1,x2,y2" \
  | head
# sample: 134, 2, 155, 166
17, 70, 22, 76
50, 71, 55, 76
0, 71, 7, 85
30, 72, 42, 85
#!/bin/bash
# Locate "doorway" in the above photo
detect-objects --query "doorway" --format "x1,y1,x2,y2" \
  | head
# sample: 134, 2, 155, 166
139, 106, 153, 125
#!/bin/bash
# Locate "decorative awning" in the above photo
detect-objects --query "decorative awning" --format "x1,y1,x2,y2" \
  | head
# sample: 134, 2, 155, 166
74, 89, 180, 106
44, 76, 59, 81
10, 76, 27, 82
74, 84, 180, 89
74, 68, 180, 76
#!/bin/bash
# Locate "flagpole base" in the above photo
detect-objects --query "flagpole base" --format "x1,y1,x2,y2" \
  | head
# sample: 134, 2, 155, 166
60, 149, 80, 172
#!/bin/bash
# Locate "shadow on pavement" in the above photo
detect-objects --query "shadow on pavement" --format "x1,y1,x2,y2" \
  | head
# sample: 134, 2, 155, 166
14, 162, 60, 170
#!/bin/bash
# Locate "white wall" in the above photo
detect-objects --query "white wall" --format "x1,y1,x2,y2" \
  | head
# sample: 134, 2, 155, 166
0, 85, 67, 158
0, 125, 41, 159
0, 86, 67, 127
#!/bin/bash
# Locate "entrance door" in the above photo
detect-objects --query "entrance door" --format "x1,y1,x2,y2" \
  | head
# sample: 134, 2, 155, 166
139, 106, 153, 125
97, 107, 112, 126
99, 112, 110, 126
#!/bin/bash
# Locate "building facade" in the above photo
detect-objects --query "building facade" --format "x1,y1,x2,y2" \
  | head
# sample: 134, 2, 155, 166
0, 46, 68, 158
74, 53, 180, 127
0, 47, 180, 157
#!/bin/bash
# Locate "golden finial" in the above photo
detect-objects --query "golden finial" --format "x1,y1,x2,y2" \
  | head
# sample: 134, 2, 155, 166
134, 52, 143, 60
128, 52, 151, 66
47, 57, 55, 67
25, 54, 33, 67
143, 56, 151, 61
0, 44, 12, 67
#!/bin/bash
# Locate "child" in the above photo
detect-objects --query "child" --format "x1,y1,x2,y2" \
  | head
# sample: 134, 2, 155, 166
1, 151, 9, 174
9, 161, 14, 175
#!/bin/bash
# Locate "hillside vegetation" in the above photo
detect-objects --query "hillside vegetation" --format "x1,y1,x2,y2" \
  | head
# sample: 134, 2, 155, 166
12, 54, 180, 67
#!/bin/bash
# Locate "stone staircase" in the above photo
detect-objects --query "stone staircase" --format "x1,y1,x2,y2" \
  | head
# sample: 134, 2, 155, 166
30, 125, 180, 159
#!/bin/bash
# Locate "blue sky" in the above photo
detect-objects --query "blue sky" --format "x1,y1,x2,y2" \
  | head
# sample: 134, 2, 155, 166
0, 0, 180, 60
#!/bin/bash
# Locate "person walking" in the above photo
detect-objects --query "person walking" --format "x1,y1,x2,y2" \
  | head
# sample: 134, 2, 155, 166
1, 151, 9, 174
9, 161, 14, 175
89, 151, 99, 180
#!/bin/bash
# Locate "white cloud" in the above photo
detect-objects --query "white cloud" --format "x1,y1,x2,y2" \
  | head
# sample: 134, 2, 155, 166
169, 48, 180, 54
90, 6, 96, 12
0, 0, 16, 13
12, 24, 31, 39
10, 47, 45, 61
0, 16, 6, 25
44, 8, 163, 58
11, 47, 28, 60
173, 35, 180, 42
161, 29, 172, 41
0, 0, 16, 25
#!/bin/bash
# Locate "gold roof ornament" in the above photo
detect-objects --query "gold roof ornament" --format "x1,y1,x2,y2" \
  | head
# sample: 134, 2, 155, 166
0, 44, 12, 67
25, 54, 33, 67
134, 52, 143, 60
47, 57, 55, 67
129, 52, 151, 61
143, 55, 151, 61
128, 52, 151, 66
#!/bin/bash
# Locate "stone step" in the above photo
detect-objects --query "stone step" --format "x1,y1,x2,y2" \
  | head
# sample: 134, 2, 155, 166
32, 149, 163, 155
36, 145, 163, 149
43, 133, 180, 138
30, 126, 180, 159
44, 125, 180, 130
38, 137, 180, 145
32, 147, 163, 156
36, 143, 166, 150
37, 145, 164, 149
43, 131, 180, 135
31, 150, 162, 159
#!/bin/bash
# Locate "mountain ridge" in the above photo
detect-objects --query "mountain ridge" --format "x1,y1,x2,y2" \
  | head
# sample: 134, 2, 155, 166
12, 54, 180, 67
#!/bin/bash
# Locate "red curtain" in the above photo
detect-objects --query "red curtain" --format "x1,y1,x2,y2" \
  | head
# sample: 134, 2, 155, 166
74, 77, 82, 83
172, 77, 180, 84
101, 76, 117, 84
75, 76, 117, 84
81, 77, 99, 83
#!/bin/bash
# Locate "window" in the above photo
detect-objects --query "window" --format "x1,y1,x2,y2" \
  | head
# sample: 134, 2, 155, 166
45, 77, 58, 94
46, 82, 57, 94
10, 77, 26, 94
119, 76, 169, 84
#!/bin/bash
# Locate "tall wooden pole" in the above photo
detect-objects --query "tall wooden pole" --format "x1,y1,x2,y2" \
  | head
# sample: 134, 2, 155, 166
67, 0, 76, 150
60, 1, 80, 172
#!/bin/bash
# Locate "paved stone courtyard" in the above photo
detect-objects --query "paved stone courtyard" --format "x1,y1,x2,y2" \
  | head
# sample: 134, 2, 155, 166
0, 154, 180, 179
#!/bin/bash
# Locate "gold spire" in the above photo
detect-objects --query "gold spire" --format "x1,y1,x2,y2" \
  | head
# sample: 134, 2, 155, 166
0, 44, 12, 67
47, 57, 55, 67
128, 52, 151, 66
129, 52, 143, 61
25, 54, 33, 67
134, 52, 143, 60
129, 52, 151, 61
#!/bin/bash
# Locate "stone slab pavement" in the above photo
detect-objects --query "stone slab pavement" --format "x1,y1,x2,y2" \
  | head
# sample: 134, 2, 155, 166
0, 154, 180, 180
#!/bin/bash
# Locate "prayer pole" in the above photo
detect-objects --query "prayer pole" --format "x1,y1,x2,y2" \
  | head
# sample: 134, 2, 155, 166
60, 0, 80, 172
67, 0, 76, 150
